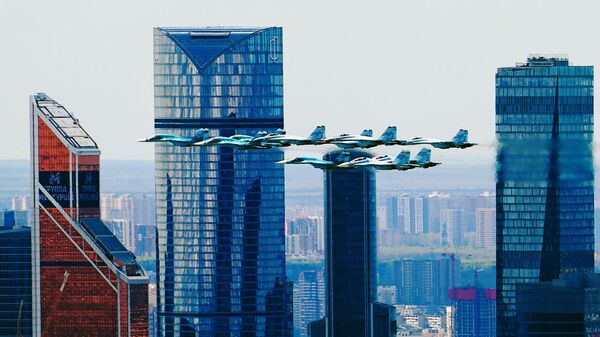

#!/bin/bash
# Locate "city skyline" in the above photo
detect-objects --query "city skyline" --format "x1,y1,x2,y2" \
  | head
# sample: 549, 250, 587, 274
3, 0, 600, 163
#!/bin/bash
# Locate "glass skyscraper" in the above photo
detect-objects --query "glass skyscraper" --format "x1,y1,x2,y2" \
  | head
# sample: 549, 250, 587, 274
0, 227, 31, 337
310, 150, 393, 337
153, 27, 290, 336
495, 55, 594, 337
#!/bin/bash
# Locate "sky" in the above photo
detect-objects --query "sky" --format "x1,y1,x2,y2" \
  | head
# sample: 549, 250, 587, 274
1, 0, 600, 162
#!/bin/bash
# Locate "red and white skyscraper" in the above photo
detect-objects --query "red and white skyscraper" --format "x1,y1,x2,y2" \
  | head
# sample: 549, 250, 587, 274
30, 93, 149, 337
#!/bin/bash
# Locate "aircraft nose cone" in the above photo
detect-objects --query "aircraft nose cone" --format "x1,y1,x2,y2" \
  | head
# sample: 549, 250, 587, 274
136, 138, 148, 142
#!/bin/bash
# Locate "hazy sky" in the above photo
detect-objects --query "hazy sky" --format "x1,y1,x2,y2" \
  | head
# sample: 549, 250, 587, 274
1, 0, 599, 162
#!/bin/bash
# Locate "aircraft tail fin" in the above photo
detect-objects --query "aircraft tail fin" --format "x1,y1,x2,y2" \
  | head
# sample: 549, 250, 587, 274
360, 129, 373, 137
393, 150, 411, 166
192, 129, 210, 142
378, 126, 397, 141
254, 131, 268, 138
452, 129, 469, 145
416, 148, 431, 165
308, 125, 326, 141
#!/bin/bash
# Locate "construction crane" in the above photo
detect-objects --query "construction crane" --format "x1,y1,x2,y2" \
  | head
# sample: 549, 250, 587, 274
441, 252, 458, 289
41, 270, 70, 337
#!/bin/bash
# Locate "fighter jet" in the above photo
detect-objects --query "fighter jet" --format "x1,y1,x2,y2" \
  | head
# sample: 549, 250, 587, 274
324, 126, 398, 149
251, 126, 326, 147
338, 151, 412, 170
277, 152, 352, 170
401, 129, 477, 149
338, 148, 440, 170
137, 129, 210, 147
193, 131, 273, 149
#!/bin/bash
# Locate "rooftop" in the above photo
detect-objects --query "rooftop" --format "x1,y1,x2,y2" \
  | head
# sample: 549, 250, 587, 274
516, 54, 570, 67
33, 93, 98, 150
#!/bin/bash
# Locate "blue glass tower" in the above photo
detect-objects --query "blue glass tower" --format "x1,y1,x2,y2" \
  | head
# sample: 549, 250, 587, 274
495, 55, 594, 337
322, 151, 379, 337
153, 27, 290, 337
0, 227, 31, 337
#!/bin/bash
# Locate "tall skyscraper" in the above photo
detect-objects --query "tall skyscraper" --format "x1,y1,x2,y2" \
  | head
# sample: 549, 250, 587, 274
476, 208, 495, 248
516, 273, 600, 336
496, 55, 594, 336
0, 227, 31, 337
30, 93, 149, 336
153, 27, 290, 336
320, 150, 393, 337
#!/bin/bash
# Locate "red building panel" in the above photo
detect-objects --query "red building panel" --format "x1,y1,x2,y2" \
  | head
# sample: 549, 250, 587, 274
32, 94, 148, 337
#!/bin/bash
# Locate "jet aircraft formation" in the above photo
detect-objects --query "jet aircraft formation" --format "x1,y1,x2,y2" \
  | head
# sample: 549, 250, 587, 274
138, 126, 476, 171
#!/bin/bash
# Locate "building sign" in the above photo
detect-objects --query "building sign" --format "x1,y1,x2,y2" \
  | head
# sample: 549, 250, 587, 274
78, 170, 99, 208
39, 171, 71, 208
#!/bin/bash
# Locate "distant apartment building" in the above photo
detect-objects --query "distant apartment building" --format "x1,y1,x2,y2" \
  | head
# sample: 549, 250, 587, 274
377, 285, 398, 305
30, 93, 148, 336
476, 208, 495, 247
449, 287, 496, 337
414, 196, 429, 233
100, 193, 156, 257
428, 192, 449, 233
295, 271, 325, 337
440, 209, 464, 247
286, 216, 323, 257
394, 257, 459, 306
386, 196, 399, 230
11, 196, 31, 211
0, 209, 28, 228
0, 227, 31, 337
398, 195, 415, 233
377, 229, 403, 247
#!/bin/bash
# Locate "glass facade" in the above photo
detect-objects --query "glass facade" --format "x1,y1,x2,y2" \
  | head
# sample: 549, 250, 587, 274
0, 228, 31, 337
322, 150, 378, 337
495, 56, 594, 337
30, 93, 148, 337
153, 27, 290, 336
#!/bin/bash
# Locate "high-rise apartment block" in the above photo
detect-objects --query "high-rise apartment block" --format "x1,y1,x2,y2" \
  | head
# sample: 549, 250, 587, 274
294, 271, 325, 337
476, 208, 495, 247
286, 216, 323, 257
414, 196, 429, 233
428, 192, 449, 233
440, 209, 464, 247
496, 55, 594, 336
30, 93, 148, 336
386, 196, 399, 230
394, 257, 460, 306
153, 27, 291, 336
